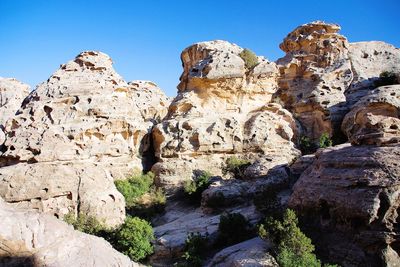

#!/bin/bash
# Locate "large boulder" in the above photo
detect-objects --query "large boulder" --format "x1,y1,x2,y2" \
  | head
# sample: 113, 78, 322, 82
207, 237, 278, 267
289, 144, 400, 266
0, 197, 141, 267
346, 41, 400, 106
152, 40, 299, 193
342, 85, 400, 146
275, 21, 353, 142
0, 51, 169, 226
0, 78, 30, 145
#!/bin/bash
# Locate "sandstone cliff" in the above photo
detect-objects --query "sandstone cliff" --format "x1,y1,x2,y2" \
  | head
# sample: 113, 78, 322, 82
0, 51, 169, 226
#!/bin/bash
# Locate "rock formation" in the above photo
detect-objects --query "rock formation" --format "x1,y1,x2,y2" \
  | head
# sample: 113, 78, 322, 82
0, 51, 169, 226
0, 78, 30, 145
342, 85, 400, 146
346, 41, 400, 106
207, 237, 278, 267
289, 144, 400, 266
275, 21, 353, 142
152, 40, 299, 193
0, 197, 141, 267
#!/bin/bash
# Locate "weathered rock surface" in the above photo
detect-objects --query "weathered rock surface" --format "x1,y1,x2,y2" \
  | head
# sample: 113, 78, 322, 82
0, 198, 140, 267
152, 40, 299, 193
201, 165, 289, 212
275, 21, 353, 141
207, 237, 278, 267
0, 78, 30, 145
289, 143, 400, 266
342, 85, 400, 146
150, 205, 261, 266
0, 51, 169, 226
346, 41, 400, 106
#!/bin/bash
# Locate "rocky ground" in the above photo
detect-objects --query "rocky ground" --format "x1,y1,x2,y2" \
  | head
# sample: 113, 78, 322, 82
0, 21, 399, 267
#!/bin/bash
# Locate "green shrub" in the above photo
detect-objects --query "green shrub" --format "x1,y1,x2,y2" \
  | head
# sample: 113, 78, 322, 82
184, 171, 212, 204
129, 188, 166, 220
239, 48, 259, 69
180, 233, 209, 267
318, 133, 333, 149
259, 209, 337, 267
217, 212, 252, 246
115, 216, 154, 261
63, 212, 106, 235
298, 135, 316, 155
222, 157, 251, 179
374, 71, 398, 87
115, 172, 154, 208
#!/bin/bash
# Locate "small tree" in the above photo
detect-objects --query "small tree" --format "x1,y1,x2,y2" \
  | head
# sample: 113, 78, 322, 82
239, 48, 259, 69
374, 71, 398, 87
222, 156, 251, 179
180, 233, 209, 267
184, 171, 212, 204
217, 212, 252, 246
259, 209, 337, 267
115, 216, 154, 261
318, 133, 332, 149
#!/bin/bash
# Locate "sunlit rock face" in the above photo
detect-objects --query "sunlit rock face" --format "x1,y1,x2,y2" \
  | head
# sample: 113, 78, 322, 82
0, 51, 169, 227
152, 40, 299, 194
342, 85, 400, 146
0, 77, 30, 145
275, 21, 353, 142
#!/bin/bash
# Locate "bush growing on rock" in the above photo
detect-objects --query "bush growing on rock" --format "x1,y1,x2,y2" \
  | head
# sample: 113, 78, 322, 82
217, 212, 253, 246
128, 188, 166, 220
115, 171, 154, 208
115, 216, 154, 261
183, 171, 212, 204
318, 133, 333, 149
179, 233, 209, 267
64, 212, 107, 235
259, 209, 337, 267
374, 71, 398, 87
239, 48, 259, 69
222, 157, 251, 179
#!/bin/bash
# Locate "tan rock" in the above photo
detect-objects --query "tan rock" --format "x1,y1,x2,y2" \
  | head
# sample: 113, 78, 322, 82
0, 78, 30, 145
289, 143, 400, 266
0, 51, 169, 226
152, 41, 299, 193
0, 197, 141, 267
275, 21, 353, 141
346, 41, 400, 106
342, 85, 400, 146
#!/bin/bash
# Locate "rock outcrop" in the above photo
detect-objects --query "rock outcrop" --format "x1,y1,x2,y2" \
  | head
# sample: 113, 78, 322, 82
0, 197, 140, 267
0, 51, 169, 226
289, 144, 400, 266
207, 237, 278, 267
342, 85, 400, 146
346, 41, 400, 106
152, 40, 299, 193
0, 78, 30, 145
275, 21, 353, 142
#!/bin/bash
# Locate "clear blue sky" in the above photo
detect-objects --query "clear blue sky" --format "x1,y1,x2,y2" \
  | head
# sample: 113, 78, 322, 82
0, 0, 399, 96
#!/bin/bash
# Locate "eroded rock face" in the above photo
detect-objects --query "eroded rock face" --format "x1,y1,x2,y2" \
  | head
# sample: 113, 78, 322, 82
152, 40, 299, 193
276, 21, 353, 142
0, 198, 140, 267
0, 78, 30, 145
289, 144, 400, 266
346, 41, 400, 106
342, 85, 400, 146
0, 51, 169, 226
207, 237, 278, 267
150, 205, 261, 266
